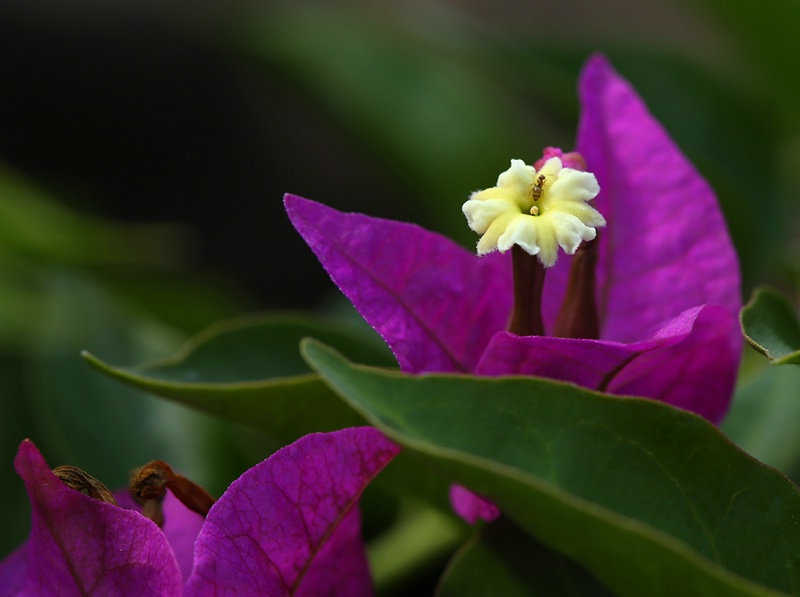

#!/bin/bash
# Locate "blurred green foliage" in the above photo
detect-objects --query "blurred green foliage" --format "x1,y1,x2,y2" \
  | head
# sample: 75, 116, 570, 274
2, 1, 800, 593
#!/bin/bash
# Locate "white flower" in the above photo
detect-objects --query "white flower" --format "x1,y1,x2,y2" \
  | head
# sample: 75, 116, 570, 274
462, 157, 605, 267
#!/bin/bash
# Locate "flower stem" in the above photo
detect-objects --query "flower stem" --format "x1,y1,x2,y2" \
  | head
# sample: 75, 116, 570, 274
554, 237, 599, 339
508, 245, 546, 336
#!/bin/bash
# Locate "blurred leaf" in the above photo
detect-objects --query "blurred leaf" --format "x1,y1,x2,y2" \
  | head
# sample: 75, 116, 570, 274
723, 358, 800, 480
304, 340, 800, 597
0, 165, 187, 267
236, 4, 538, 242
0, 266, 45, 344
0, 167, 246, 345
682, 0, 800, 127
0, 352, 36, 558
741, 286, 800, 365
436, 519, 615, 597
99, 270, 253, 334
369, 500, 465, 594
23, 271, 224, 491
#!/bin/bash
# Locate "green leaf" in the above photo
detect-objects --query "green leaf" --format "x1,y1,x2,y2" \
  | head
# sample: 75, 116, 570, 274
436, 518, 616, 597
82, 313, 394, 438
302, 340, 800, 597
741, 286, 800, 365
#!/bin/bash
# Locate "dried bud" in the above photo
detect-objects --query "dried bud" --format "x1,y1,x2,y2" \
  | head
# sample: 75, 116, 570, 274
52, 465, 118, 506
131, 460, 215, 527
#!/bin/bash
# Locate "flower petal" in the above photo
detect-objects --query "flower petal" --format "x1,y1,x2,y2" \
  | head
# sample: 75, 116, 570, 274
567, 54, 741, 347
285, 194, 511, 373
0, 545, 27, 597
8, 440, 182, 596
185, 427, 401, 597
476, 305, 737, 422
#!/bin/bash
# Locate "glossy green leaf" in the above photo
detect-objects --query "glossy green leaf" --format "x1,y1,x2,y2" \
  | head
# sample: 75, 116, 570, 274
436, 518, 615, 597
82, 313, 394, 438
303, 340, 800, 597
741, 287, 800, 365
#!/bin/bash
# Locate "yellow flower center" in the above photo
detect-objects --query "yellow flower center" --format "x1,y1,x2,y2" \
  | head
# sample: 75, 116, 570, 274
462, 157, 605, 267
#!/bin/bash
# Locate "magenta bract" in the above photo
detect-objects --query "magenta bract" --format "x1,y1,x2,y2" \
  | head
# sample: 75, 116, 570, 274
185, 429, 400, 595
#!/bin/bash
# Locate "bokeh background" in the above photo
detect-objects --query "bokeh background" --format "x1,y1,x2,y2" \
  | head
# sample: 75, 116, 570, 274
2, 0, 799, 590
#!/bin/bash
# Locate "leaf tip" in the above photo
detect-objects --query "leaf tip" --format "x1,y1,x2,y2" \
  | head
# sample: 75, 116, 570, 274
300, 337, 346, 372
80, 350, 111, 374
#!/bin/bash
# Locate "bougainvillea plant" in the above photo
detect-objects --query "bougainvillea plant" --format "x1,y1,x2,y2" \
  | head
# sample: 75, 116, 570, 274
8, 52, 795, 597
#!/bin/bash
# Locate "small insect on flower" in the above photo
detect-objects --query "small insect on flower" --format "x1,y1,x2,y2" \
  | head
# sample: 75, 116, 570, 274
531, 174, 546, 201
528, 174, 547, 216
